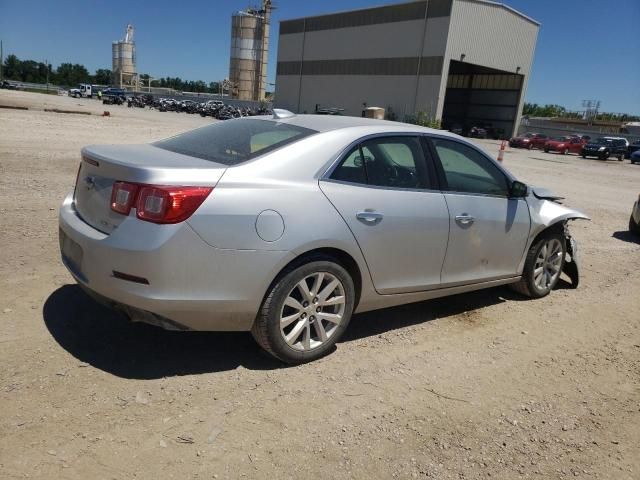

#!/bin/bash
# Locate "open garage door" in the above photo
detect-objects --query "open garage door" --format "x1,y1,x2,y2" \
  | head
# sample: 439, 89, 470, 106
441, 60, 523, 139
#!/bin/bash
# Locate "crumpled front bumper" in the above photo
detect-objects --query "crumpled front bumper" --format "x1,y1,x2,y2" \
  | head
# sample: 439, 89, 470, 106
562, 236, 580, 288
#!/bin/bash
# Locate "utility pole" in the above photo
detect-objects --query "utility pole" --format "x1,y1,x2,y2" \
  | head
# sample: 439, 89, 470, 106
1, 40, 3, 82
45, 59, 49, 93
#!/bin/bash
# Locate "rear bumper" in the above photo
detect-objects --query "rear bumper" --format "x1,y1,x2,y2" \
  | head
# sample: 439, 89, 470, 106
58, 192, 294, 331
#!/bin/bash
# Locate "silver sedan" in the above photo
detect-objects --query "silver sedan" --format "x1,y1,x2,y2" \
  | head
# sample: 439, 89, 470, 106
59, 111, 588, 363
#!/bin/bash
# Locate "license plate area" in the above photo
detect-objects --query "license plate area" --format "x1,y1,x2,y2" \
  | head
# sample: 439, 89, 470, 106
59, 229, 86, 281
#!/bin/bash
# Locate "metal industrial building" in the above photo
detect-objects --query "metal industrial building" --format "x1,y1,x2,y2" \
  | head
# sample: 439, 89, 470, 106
275, 0, 539, 136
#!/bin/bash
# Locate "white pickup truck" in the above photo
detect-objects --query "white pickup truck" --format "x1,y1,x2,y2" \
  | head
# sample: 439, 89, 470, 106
68, 84, 94, 98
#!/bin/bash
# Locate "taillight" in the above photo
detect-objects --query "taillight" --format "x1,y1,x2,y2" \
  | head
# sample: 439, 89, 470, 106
110, 182, 139, 215
110, 182, 212, 224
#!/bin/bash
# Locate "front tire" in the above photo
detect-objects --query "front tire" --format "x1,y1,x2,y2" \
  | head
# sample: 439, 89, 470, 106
511, 232, 566, 298
252, 259, 355, 364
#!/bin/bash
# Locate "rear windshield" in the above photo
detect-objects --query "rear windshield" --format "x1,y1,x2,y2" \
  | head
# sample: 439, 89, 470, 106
154, 118, 317, 165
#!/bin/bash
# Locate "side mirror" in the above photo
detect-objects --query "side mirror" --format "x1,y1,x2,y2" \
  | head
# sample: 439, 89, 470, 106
509, 180, 528, 198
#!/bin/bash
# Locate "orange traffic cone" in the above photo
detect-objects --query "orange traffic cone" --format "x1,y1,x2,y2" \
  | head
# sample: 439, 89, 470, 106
497, 140, 506, 163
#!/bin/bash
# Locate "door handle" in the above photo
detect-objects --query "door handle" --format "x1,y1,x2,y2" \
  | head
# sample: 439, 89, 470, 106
455, 214, 475, 225
356, 210, 384, 225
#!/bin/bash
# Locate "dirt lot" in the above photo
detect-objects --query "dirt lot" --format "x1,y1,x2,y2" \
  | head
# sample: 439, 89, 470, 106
1, 90, 638, 480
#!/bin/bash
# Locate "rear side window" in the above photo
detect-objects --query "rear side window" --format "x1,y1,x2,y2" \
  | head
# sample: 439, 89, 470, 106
154, 119, 317, 165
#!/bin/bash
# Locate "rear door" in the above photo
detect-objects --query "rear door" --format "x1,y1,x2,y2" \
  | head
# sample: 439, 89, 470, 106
320, 135, 450, 294
428, 136, 530, 285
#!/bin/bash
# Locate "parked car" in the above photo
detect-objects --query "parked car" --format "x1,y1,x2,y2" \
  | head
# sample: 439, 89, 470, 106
101, 87, 126, 97
468, 126, 488, 139
0, 80, 18, 90
509, 132, 548, 150
543, 136, 586, 155
568, 134, 591, 142
630, 194, 640, 234
59, 111, 589, 363
603, 136, 629, 148
630, 150, 640, 165
626, 140, 640, 159
581, 137, 627, 161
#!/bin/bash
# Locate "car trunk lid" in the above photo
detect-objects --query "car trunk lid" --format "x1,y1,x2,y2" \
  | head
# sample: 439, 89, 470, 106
74, 144, 226, 234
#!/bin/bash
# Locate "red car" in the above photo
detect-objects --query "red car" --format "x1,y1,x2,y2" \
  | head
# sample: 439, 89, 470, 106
543, 136, 586, 155
509, 132, 548, 150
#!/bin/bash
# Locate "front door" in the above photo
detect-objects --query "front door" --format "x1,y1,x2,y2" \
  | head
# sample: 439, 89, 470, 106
429, 136, 531, 285
320, 135, 450, 294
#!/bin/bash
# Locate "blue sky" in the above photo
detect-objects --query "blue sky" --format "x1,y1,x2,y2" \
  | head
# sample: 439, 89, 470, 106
1, 0, 639, 114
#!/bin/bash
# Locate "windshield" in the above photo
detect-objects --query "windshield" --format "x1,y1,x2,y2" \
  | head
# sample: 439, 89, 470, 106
551, 136, 569, 141
593, 138, 612, 145
154, 118, 317, 165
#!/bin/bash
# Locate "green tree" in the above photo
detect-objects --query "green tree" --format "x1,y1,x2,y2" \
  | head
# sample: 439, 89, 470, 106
93, 68, 112, 85
55, 63, 90, 87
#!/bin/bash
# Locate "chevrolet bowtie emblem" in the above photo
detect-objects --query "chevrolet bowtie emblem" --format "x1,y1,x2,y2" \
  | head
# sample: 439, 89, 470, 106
84, 176, 96, 190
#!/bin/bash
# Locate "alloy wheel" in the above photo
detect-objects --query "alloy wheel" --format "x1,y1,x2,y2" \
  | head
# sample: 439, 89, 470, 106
279, 272, 346, 351
533, 238, 563, 291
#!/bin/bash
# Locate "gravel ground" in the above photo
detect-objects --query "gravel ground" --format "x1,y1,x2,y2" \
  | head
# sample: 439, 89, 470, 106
1, 90, 638, 480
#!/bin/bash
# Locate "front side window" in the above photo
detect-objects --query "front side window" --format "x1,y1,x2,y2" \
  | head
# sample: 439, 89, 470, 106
431, 138, 509, 196
330, 136, 428, 189
154, 119, 317, 165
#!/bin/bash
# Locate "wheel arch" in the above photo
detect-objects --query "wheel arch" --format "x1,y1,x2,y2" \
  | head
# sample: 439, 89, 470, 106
519, 197, 590, 275
263, 247, 363, 311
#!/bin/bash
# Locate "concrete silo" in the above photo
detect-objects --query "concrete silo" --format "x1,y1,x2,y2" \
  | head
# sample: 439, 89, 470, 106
112, 24, 138, 89
229, 1, 272, 101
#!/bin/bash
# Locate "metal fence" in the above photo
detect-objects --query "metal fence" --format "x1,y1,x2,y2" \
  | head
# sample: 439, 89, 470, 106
138, 91, 271, 110
1, 80, 271, 109
518, 118, 640, 143
1, 80, 64, 93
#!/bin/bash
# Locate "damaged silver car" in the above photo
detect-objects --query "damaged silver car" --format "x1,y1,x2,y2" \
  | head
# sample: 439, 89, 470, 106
59, 111, 589, 363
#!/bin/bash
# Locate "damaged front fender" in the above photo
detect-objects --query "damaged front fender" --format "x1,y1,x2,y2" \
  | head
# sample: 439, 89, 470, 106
522, 194, 590, 287
527, 195, 590, 242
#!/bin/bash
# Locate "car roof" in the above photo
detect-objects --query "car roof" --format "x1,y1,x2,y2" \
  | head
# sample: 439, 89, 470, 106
250, 113, 445, 135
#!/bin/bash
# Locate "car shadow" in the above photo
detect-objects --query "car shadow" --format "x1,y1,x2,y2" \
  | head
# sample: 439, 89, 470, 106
44, 283, 547, 379
341, 286, 530, 342
612, 230, 640, 244
43, 285, 284, 379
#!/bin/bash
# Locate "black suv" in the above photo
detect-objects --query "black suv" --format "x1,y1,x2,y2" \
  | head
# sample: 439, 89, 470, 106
581, 138, 627, 161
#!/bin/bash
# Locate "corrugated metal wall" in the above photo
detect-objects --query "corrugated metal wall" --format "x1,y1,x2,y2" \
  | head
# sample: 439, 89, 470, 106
274, 0, 539, 125
439, 0, 539, 131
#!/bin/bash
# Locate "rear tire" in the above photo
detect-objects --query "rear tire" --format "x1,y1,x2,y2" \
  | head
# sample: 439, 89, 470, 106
252, 259, 355, 364
510, 231, 566, 299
